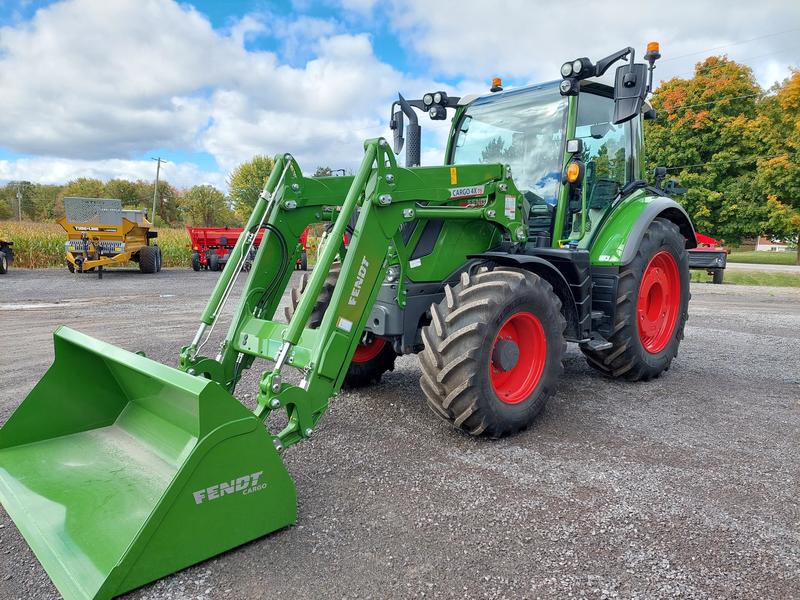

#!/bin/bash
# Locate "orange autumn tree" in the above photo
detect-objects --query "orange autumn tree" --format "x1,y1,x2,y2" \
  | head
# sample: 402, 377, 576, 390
755, 70, 800, 264
645, 57, 770, 243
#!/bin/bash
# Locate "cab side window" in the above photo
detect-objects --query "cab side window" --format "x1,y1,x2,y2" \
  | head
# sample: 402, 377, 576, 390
576, 92, 629, 213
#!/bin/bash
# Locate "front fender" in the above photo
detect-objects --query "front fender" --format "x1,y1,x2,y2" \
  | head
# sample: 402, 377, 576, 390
589, 190, 696, 266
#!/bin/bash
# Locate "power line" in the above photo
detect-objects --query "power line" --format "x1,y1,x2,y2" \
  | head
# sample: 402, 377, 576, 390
660, 29, 800, 63
660, 92, 766, 113
663, 46, 799, 79
664, 152, 793, 172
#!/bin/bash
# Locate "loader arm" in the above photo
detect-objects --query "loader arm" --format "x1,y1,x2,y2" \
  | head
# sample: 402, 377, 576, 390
181, 138, 529, 450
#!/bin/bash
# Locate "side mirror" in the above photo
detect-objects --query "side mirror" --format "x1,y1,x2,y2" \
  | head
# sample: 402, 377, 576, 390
612, 63, 648, 124
390, 109, 404, 154
663, 180, 688, 196
653, 166, 667, 189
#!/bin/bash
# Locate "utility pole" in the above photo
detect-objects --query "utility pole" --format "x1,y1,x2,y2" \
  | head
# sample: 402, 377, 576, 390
11, 181, 29, 221
151, 157, 168, 225
15, 184, 22, 221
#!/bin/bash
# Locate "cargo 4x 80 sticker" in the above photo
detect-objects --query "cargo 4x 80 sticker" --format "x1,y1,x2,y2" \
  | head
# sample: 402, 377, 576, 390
192, 471, 266, 504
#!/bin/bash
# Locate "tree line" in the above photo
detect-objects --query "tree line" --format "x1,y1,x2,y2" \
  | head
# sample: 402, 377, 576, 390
0, 157, 341, 229
645, 57, 799, 262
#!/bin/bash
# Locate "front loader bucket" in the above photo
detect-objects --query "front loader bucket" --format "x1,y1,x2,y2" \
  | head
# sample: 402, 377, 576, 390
0, 327, 296, 600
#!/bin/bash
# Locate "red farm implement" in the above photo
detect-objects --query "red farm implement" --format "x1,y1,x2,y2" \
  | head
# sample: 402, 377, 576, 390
188, 226, 310, 271
688, 232, 729, 284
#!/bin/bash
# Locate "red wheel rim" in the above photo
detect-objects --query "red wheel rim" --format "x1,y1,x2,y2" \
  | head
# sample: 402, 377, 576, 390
352, 336, 386, 363
489, 312, 547, 404
637, 250, 681, 354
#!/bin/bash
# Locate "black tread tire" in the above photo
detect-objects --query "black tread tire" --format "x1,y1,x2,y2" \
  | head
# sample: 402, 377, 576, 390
419, 267, 566, 438
0, 252, 7, 274
209, 253, 221, 272
66, 260, 75, 273
138, 245, 159, 274
300, 251, 308, 271
285, 262, 396, 387
155, 245, 162, 272
191, 252, 201, 271
712, 268, 724, 284
580, 217, 690, 381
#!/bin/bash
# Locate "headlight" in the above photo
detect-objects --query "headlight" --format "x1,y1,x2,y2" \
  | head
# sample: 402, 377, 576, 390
560, 62, 573, 77
423, 93, 433, 106
385, 266, 399, 283
433, 92, 443, 104
572, 59, 583, 74
559, 79, 574, 94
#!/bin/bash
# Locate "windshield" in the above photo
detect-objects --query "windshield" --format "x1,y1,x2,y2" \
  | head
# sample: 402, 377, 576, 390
451, 83, 567, 206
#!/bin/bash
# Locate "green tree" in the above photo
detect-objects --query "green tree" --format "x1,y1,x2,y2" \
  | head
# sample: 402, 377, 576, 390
228, 155, 275, 220
127, 179, 180, 226
60, 177, 104, 198
179, 185, 235, 227
645, 56, 767, 243
1, 181, 34, 220
29, 184, 63, 220
314, 166, 333, 177
104, 179, 140, 207
754, 71, 800, 264
0, 190, 11, 220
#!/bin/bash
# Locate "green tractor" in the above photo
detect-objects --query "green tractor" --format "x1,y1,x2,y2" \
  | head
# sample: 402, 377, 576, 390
0, 44, 693, 599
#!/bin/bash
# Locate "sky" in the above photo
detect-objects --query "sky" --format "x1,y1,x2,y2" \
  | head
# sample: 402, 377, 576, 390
0, 0, 797, 191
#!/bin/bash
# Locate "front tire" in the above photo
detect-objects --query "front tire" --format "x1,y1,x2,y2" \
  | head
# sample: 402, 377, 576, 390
419, 267, 566, 438
191, 252, 201, 271
581, 218, 690, 381
0, 252, 7, 274
712, 268, 724, 284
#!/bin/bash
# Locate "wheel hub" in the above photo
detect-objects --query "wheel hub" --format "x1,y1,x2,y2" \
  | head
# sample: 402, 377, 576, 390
637, 250, 681, 354
491, 338, 520, 372
489, 311, 547, 404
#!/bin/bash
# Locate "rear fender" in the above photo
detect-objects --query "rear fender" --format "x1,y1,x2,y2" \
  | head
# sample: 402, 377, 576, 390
590, 192, 696, 267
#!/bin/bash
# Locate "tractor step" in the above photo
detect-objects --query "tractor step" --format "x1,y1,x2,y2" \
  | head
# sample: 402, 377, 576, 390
584, 336, 613, 351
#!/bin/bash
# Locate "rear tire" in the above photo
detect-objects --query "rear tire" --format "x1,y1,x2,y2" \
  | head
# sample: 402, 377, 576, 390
66, 260, 75, 273
285, 262, 396, 387
192, 252, 201, 271
138, 245, 159, 274
300, 251, 308, 271
0, 252, 7, 274
580, 218, 689, 381
712, 268, 724, 284
419, 267, 566, 438
209, 253, 221, 272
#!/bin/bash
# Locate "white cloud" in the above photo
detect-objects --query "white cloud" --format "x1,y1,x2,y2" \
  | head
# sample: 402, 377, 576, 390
0, 0, 447, 186
385, 0, 799, 88
0, 156, 227, 189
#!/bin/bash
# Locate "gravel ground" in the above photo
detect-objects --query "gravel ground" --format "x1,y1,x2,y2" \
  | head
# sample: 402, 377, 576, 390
0, 268, 798, 600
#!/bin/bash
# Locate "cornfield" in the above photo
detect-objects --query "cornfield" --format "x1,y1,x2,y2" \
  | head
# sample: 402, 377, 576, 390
0, 220, 320, 269
0, 220, 193, 268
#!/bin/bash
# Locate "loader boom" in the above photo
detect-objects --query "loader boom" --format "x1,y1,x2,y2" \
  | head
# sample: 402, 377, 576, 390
181, 138, 528, 449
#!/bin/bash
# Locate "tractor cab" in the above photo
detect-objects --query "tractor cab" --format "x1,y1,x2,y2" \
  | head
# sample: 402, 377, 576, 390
391, 44, 661, 250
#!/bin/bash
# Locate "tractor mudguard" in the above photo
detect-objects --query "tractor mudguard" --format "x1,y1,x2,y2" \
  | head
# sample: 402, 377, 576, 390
468, 252, 586, 340
0, 327, 296, 600
589, 192, 696, 267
